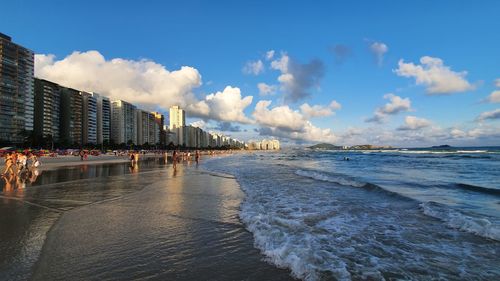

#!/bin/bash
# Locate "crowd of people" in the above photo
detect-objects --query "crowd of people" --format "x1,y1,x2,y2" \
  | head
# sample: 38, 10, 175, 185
1, 152, 42, 191
2, 152, 41, 176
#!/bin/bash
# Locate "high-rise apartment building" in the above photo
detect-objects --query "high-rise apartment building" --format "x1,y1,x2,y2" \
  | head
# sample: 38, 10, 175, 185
34, 78, 61, 142
81, 92, 97, 144
93, 93, 111, 145
136, 109, 157, 145
111, 100, 137, 145
0, 33, 34, 143
60, 87, 83, 145
152, 111, 165, 145
169, 105, 185, 130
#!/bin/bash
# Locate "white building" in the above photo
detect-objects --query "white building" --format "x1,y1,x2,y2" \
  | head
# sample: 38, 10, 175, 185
111, 100, 137, 145
169, 105, 185, 130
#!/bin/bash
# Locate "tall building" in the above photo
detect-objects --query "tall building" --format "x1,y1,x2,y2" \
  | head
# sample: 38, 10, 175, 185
136, 109, 156, 145
34, 78, 61, 142
0, 33, 34, 143
111, 100, 137, 145
93, 93, 111, 145
169, 105, 185, 130
152, 112, 165, 145
81, 92, 97, 144
60, 87, 83, 145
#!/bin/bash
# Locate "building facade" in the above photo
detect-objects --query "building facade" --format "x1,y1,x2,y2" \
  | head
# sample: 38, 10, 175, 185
111, 100, 137, 145
136, 109, 157, 145
169, 105, 185, 130
60, 87, 83, 145
81, 92, 98, 144
34, 78, 61, 142
93, 93, 111, 145
0, 33, 34, 143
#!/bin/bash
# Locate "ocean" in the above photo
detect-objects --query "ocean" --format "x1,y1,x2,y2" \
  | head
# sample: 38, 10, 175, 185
202, 147, 500, 280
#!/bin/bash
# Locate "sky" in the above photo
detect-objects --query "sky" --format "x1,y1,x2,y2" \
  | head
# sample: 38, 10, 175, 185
2, 0, 499, 147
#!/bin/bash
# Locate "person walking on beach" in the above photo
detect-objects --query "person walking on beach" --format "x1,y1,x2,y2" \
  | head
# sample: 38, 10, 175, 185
195, 150, 200, 164
172, 150, 178, 169
2, 152, 16, 176
79, 150, 85, 161
17, 153, 28, 175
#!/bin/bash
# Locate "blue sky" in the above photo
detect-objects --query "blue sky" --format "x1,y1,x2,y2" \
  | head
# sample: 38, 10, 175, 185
2, 0, 499, 146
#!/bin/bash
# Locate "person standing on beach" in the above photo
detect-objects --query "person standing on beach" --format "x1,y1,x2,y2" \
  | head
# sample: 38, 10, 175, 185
79, 150, 84, 161
195, 150, 200, 163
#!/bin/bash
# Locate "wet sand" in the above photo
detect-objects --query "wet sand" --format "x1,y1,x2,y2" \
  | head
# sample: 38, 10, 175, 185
0, 159, 293, 280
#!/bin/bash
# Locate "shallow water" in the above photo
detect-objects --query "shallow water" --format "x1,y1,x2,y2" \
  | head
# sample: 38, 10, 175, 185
1, 158, 293, 281
202, 149, 500, 280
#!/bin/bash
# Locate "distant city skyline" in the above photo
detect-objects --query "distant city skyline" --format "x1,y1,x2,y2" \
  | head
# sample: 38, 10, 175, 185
2, 0, 499, 146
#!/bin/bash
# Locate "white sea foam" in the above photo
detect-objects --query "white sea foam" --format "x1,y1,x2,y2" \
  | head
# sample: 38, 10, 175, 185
295, 169, 366, 188
420, 202, 500, 241
203, 153, 500, 280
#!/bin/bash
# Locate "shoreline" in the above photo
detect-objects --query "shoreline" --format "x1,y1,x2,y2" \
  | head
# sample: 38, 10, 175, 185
0, 157, 293, 281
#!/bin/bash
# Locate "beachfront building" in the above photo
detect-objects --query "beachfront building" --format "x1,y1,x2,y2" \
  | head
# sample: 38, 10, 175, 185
169, 105, 185, 130
0, 33, 34, 144
81, 92, 98, 145
60, 87, 83, 145
34, 78, 61, 142
111, 100, 137, 145
93, 93, 111, 145
152, 111, 165, 145
247, 139, 280, 150
136, 109, 157, 145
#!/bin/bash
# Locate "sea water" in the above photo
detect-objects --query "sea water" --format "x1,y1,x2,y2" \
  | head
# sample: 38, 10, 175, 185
202, 147, 500, 280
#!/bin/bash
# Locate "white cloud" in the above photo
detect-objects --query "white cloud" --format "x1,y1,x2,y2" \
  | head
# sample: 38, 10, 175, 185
369, 42, 388, 66
187, 86, 253, 123
300, 100, 341, 118
190, 120, 207, 129
257, 83, 277, 96
265, 50, 275, 60
253, 100, 337, 143
486, 90, 500, 103
477, 109, 500, 122
395, 56, 474, 94
36, 51, 255, 125
242, 60, 264, 75
35, 51, 202, 109
366, 94, 412, 123
270, 53, 325, 103
397, 116, 431, 130
496, 78, 500, 88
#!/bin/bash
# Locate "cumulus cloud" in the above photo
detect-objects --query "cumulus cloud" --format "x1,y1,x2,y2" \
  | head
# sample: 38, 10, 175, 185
35, 51, 256, 125
265, 50, 275, 61
253, 100, 337, 143
300, 100, 341, 118
329, 44, 352, 64
190, 120, 207, 129
187, 86, 253, 124
397, 116, 432, 130
242, 60, 264, 75
270, 53, 325, 103
486, 91, 500, 103
366, 94, 412, 123
35, 50, 202, 109
395, 56, 474, 94
477, 109, 500, 121
257, 82, 277, 96
369, 42, 388, 66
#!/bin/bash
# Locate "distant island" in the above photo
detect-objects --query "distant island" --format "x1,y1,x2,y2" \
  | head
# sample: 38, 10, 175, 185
308, 143, 393, 150
430, 145, 452, 149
